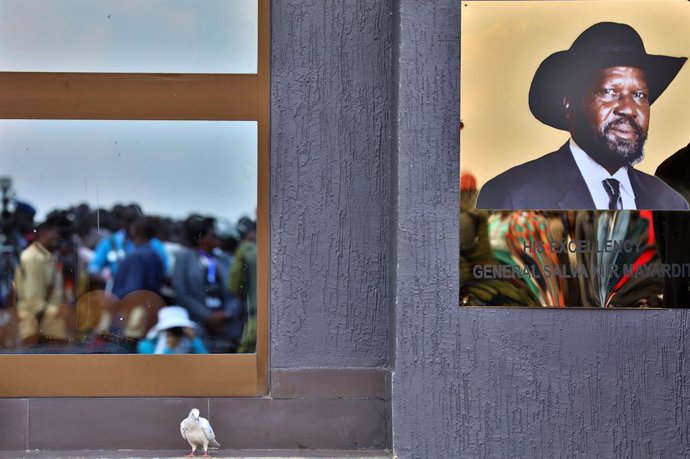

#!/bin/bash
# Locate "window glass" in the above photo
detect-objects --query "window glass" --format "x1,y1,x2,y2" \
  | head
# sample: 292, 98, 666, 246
0, 0, 258, 73
0, 120, 258, 354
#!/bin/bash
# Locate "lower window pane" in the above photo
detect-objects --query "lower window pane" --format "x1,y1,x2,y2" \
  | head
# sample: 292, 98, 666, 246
0, 120, 258, 354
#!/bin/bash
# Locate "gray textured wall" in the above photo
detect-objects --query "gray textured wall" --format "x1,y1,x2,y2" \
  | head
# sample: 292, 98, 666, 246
392, 1, 690, 458
270, 0, 392, 368
268, 0, 690, 456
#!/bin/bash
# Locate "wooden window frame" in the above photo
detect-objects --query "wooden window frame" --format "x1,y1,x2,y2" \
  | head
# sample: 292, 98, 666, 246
0, 0, 269, 397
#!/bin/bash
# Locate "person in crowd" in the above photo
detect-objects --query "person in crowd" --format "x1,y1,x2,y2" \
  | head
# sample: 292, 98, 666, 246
11, 200, 36, 252
214, 218, 240, 275
137, 306, 207, 354
229, 218, 257, 353
153, 218, 185, 305
111, 216, 165, 300
88, 203, 168, 291
44, 210, 81, 305
90, 216, 168, 346
0, 200, 35, 310
14, 220, 70, 345
476, 22, 688, 210
172, 215, 243, 353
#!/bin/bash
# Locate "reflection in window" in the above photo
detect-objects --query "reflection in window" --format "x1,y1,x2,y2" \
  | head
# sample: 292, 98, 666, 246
0, 0, 258, 73
0, 120, 258, 354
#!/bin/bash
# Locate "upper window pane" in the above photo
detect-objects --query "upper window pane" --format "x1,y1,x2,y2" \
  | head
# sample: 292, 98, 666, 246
0, 0, 258, 73
0, 120, 257, 222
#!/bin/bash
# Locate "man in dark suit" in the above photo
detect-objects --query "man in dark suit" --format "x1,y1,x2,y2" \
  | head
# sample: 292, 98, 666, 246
476, 22, 688, 210
653, 143, 690, 307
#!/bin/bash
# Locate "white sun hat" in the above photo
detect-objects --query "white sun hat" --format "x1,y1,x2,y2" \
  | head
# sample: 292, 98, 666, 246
145, 306, 198, 340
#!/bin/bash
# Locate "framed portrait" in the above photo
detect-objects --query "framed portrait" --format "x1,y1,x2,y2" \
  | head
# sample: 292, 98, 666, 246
460, 0, 690, 307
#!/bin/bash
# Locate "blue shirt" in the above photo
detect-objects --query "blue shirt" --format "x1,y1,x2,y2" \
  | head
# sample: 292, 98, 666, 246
88, 230, 169, 277
136, 335, 208, 354
111, 244, 165, 299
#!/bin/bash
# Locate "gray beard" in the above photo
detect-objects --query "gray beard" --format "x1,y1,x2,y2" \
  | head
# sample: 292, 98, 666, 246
576, 117, 647, 169
599, 118, 647, 166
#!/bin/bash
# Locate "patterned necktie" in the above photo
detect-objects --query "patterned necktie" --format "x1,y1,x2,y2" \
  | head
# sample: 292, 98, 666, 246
602, 178, 622, 210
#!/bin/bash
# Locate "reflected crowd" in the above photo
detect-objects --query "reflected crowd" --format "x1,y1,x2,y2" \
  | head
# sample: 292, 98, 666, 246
0, 192, 257, 354
460, 172, 690, 308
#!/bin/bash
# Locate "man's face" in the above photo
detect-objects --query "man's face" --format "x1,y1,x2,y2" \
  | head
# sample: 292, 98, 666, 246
568, 66, 650, 169
40, 228, 59, 252
200, 227, 219, 251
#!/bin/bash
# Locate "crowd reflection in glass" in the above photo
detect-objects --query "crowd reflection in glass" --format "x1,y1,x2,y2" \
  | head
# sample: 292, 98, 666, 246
460, 171, 690, 308
0, 184, 257, 354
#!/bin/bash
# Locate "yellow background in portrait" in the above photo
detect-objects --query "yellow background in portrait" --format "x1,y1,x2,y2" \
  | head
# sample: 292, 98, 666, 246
460, 0, 690, 189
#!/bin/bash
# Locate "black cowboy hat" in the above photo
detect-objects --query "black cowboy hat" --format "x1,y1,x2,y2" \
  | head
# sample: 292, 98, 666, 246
529, 22, 687, 131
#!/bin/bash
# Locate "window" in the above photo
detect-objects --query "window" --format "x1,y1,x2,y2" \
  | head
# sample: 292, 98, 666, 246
0, 0, 269, 396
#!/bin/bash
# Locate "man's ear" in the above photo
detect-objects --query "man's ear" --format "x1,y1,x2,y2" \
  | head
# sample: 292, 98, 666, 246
562, 96, 572, 120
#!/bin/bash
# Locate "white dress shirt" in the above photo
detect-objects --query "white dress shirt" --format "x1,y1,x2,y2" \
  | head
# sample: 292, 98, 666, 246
569, 139, 637, 209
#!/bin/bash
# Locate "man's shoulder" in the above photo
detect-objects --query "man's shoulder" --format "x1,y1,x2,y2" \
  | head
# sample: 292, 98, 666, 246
173, 248, 198, 266
656, 143, 690, 180
476, 147, 569, 209
630, 168, 690, 210
134, 244, 163, 261
20, 243, 48, 263
486, 150, 564, 183
121, 245, 157, 266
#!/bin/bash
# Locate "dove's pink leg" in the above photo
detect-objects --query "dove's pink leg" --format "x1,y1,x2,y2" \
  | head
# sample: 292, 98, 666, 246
185, 447, 196, 457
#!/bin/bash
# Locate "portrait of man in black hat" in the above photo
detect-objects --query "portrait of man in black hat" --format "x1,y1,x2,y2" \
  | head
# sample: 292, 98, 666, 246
476, 22, 688, 210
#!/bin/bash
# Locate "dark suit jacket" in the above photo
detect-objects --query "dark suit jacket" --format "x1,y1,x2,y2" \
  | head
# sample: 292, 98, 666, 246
171, 248, 235, 324
476, 143, 689, 210
653, 142, 690, 308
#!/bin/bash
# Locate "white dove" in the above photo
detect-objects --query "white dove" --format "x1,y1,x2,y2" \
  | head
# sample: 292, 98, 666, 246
180, 408, 221, 457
